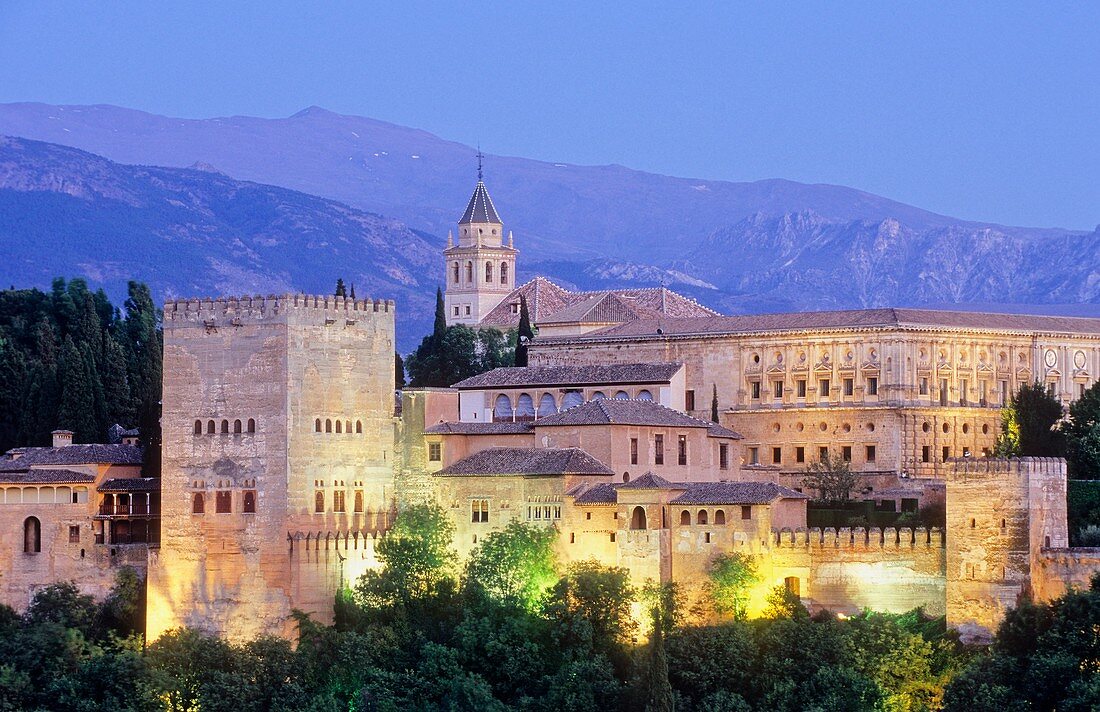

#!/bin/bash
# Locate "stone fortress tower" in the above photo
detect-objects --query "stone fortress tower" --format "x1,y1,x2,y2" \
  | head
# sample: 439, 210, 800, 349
147, 294, 395, 641
444, 154, 517, 326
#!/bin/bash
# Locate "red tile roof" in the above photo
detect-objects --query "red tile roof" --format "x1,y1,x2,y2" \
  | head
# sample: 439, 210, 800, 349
435, 447, 613, 477
451, 362, 682, 389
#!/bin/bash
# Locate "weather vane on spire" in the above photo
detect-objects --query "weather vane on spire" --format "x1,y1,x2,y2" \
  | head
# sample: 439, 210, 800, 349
476, 146, 484, 181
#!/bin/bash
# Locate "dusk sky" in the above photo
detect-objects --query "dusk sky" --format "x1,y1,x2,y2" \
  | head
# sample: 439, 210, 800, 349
2, 2, 1098, 230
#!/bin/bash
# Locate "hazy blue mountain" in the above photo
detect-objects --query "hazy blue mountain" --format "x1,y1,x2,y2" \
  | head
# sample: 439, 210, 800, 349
0, 135, 440, 350
1, 102, 1098, 331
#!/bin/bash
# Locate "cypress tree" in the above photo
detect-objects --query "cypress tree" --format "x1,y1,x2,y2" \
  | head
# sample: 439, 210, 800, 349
123, 282, 162, 475
432, 287, 447, 342
57, 337, 97, 443
395, 352, 405, 389
515, 294, 533, 367
644, 619, 675, 712
335, 278, 347, 298
350, 283, 356, 300
101, 334, 133, 428
711, 384, 719, 422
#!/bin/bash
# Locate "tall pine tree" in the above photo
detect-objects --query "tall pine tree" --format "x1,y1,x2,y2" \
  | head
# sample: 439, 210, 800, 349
515, 294, 534, 367
57, 337, 97, 443
123, 282, 162, 475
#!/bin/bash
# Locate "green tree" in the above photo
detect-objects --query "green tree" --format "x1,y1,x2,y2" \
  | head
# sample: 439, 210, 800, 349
995, 381, 1065, 457
1065, 380, 1100, 477
465, 520, 558, 611
711, 383, 719, 422
394, 351, 405, 388
706, 552, 758, 619
56, 336, 97, 442
544, 561, 637, 668
334, 278, 347, 297
515, 294, 534, 367
123, 282, 162, 475
802, 451, 859, 502
643, 617, 675, 712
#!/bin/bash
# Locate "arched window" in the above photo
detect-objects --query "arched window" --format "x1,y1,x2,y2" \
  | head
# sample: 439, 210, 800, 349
233, 419, 242, 434
485, 261, 493, 283
637, 390, 653, 401
515, 394, 535, 422
784, 576, 800, 597
356, 420, 363, 434
591, 391, 606, 401
623, 472, 630, 483
680, 510, 691, 525
192, 493, 205, 514
194, 420, 202, 435
220, 420, 229, 434
315, 491, 325, 513
452, 262, 460, 283
336, 420, 342, 433
697, 510, 709, 525
243, 491, 256, 513
315, 418, 322, 432
614, 390, 630, 400
562, 390, 583, 410
537, 393, 557, 418
325, 419, 332, 433
23, 517, 41, 553
465, 261, 473, 282
493, 394, 514, 422
714, 510, 726, 525
207, 420, 215, 434
354, 490, 363, 513
630, 506, 647, 530
247, 418, 255, 433
345, 420, 351, 434
500, 262, 508, 284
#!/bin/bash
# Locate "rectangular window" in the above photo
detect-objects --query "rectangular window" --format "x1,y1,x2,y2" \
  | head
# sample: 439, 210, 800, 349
940, 379, 949, 406
795, 446, 805, 463
773, 380, 784, 399
464, 305, 471, 316
741, 505, 752, 520
216, 490, 232, 514
554, 506, 561, 519
471, 499, 489, 523
867, 377, 878, 396
772, 446, 782, 464
719, 443, 729, 470
960, 379, 969, 406
750, 381, 761, 399
453, 306, 459, 316
841, 445, 852, 462
843, 378, 854, 396
797, 379, 807, 398
748, 446, 759, 465
677, 435, 688, 466
428, 442, 442, 462
68, 525, 80, 543
333, 490, 346, 513
943, 446, 951, 462
654, 435, 664, 465
685, 389, 696, 411
920, 377, 929, 396
922, 446, 931, 463
819, 446, 829, 461
980, 380, 989, 406
630, 438, 639, 465
1000, 380, 1009, 403
819, 379, 830, 398
866, 445, 876, 463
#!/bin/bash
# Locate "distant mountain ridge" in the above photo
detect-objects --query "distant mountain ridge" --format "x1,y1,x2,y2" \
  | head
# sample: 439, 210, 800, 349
0, 101, 1098, 332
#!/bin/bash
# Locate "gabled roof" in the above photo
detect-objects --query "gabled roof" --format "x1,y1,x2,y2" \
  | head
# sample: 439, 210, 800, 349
619, 472, 678, 490
452, 362, 682, 389
479, 277, 576, 328
0, 444, 143, 472
533, 398, 742, 438
671, 481, 809, 505
458, 181, 502, 224
435, 447, 614, 477
0, 469, 95, 484
569, 482, 620, 504
539, 307, 1100, 342
98, 477, 160, 492
423, 421, 534, 435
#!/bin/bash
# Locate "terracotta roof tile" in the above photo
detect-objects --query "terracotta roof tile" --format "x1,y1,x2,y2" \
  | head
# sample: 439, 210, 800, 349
452, 362, 682, 389
672, 481, 809, 505
423, 421, 534, 435
435, 447, 613, 477
0, 444, 143, 472
98, 477, 160, 492
0, 469, 95, 484
570, 482, 620, 504
534, 399, 742, 438
619, 472, 678, 489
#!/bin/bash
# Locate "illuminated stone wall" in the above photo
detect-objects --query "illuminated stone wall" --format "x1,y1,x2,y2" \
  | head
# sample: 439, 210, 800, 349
148, 294, 395, 642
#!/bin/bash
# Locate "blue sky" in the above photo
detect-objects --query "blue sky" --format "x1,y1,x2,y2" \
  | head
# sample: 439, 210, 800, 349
1, 1, 1098, 230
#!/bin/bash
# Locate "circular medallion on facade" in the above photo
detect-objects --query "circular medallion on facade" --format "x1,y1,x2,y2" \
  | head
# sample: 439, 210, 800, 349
1074, 350, 1086, 369
1045, 349, 1057, 368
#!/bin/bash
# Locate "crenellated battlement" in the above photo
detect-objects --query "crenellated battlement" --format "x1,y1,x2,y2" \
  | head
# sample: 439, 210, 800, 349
287, 529, 385, 554
948, 456, 1065, 480
163, 293, 396, 324
773, 526, 945, 549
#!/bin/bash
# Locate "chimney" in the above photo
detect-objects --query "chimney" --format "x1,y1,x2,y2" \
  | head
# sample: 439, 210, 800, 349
51, 430, 74, 448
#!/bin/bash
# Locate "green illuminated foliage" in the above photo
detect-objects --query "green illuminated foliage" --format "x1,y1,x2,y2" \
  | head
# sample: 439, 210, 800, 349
706, 553, 758, 619
465, 520, 559, 611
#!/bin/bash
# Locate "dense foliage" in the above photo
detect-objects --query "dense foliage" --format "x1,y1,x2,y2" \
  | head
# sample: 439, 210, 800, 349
1064, 380, 1100, 478
404, 288, 515, 387
1, 506, 990, 711
0, 279, 162, 466
994, 381, 1065, 458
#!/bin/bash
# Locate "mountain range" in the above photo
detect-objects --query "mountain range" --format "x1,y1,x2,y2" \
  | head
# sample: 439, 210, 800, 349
0, 101, 1098, 349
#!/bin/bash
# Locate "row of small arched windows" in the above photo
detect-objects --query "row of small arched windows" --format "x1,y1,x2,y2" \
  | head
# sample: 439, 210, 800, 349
315, 418, 364, 434
493, 389, 653, 421
628, 507, 749, 530
452, 261, 509, 285
194, 419, 256, 435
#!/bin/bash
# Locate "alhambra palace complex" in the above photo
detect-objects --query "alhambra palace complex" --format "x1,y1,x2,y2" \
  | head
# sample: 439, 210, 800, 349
4, 176, 1100, 645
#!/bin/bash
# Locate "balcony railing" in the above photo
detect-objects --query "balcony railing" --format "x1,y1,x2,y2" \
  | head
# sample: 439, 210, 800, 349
97, 503, 157, 516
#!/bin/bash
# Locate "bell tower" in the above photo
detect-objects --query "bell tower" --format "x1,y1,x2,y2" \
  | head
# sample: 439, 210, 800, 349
444, 153, 517, 326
